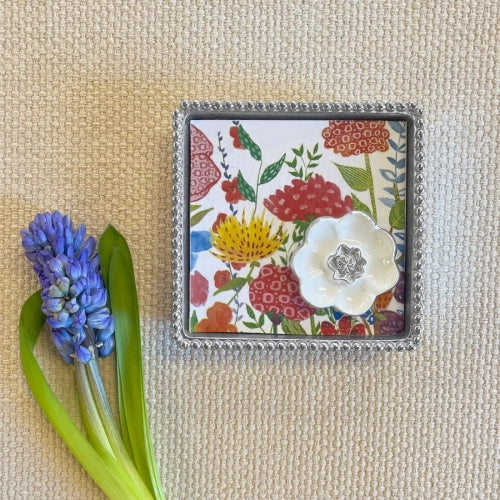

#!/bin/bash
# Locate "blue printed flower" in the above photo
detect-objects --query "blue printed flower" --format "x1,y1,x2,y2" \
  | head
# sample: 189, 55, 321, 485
190, 230, 212, 270
21, 212, 115, 363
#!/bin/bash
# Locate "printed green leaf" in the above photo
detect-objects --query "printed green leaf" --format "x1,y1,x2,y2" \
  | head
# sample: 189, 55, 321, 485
190, 204, 201, 212
237, 171, 256, 202
351, 193, 372, 216
281, 318, 306, 335
190, 207, 213, 227
246, 304, 256, 320
258, 314, 265, 327
237, 125, 261, 161
213, 276, 248, 295
260, 153, 286, 184
334, 163, 371, 191
190, 310, 199, 331
389, 199, 406, 229
242, 321, 260, 329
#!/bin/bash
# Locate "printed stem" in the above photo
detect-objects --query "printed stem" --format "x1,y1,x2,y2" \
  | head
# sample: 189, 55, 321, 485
227, 261, 257, 306
393, 133, 401, 199
310, 315, 318, 335
360, 316, 373, 336
252, 160, 264, 217
364, 153, 378, 223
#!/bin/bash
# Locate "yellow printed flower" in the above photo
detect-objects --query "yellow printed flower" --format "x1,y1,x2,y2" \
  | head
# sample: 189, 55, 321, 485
210, 211, 286, 264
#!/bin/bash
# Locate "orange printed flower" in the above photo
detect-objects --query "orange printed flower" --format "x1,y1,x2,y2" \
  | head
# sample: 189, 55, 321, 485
322, 120, 390, 157
194, 302, 238, 333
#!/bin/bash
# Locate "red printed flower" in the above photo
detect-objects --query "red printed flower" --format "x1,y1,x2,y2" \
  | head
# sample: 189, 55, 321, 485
214, 270, 231, 288
190, 271, 209, 306
194, 302, 238, 333
320, 321, 339, 335
322, 120, 390, 157
221, 177, 245, 204
212, 213, 227, 232
350, 323, 366, 336
190, 124, 221, 201
249, 264, 316, 321
229, 126, 245, 149
264, 174, 353, 222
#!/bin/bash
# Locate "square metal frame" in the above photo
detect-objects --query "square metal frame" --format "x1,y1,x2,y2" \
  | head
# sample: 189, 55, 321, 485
172, 100, 424, 352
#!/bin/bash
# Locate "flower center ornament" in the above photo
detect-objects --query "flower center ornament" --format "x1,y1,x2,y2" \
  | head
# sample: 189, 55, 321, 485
327, 244, 367, 283
290, 211, 399, 316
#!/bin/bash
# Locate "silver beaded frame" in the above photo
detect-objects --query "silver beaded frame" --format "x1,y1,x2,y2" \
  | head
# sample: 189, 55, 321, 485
172, 100, 424, 352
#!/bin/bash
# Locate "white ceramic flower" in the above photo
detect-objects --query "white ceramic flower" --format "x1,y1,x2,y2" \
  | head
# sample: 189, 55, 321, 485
290, 211, 399, 316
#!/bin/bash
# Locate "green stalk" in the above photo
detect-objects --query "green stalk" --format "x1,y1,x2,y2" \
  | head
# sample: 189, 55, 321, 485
364, 153, 378, 223
85, 358, 155, 500
75, 360, 115, 459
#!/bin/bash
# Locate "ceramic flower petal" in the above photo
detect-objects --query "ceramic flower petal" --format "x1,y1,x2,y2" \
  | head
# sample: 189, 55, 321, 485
291, 211, 399, 316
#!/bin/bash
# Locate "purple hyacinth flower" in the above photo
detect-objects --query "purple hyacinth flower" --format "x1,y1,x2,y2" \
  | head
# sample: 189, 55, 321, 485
21, 211, 115, 363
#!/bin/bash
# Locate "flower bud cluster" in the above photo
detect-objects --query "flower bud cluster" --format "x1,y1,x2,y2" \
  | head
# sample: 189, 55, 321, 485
21, 212, 114, 363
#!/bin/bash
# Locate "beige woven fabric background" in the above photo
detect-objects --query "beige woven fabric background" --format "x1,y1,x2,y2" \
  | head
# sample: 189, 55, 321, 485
1, 1, 499, 499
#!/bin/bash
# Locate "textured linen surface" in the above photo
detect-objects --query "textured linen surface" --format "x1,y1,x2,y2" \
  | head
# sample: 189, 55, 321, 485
1, 1, 498, 499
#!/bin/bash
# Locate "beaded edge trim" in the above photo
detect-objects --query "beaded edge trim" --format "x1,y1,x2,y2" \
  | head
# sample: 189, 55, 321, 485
171, 100, 424, 352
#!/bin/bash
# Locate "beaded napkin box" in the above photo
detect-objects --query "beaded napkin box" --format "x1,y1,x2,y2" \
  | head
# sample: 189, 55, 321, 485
172, 101, 424, 352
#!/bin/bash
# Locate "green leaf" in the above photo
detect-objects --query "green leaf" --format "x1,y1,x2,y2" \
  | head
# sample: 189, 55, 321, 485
19, 292, 146, 500
389, 199, 406, 229
213, 276, 248, 295
335, 163, 371, 191
242, 321, 260, 329
190, 204, 201, 212
258, 314, 265, 327
190, 310, 199, 331
99, 226, 166, 500
375, 313, 387, 320
237, 125, 261, 161
246, 304, 256, 320
281, 318, 306, 335
291, 147, 301, 156
259, 153, 286, 184
313, 143, 319, 154
289, 157, 298, 168
237, 171, 256, 202
351, 193, 372, 216
190, 207, 213, 227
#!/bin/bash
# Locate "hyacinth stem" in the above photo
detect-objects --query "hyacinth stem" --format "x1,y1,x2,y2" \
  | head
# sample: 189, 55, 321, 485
20, 291, 150, 500
364, 153, 378, 223
75, 358, 155, 500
